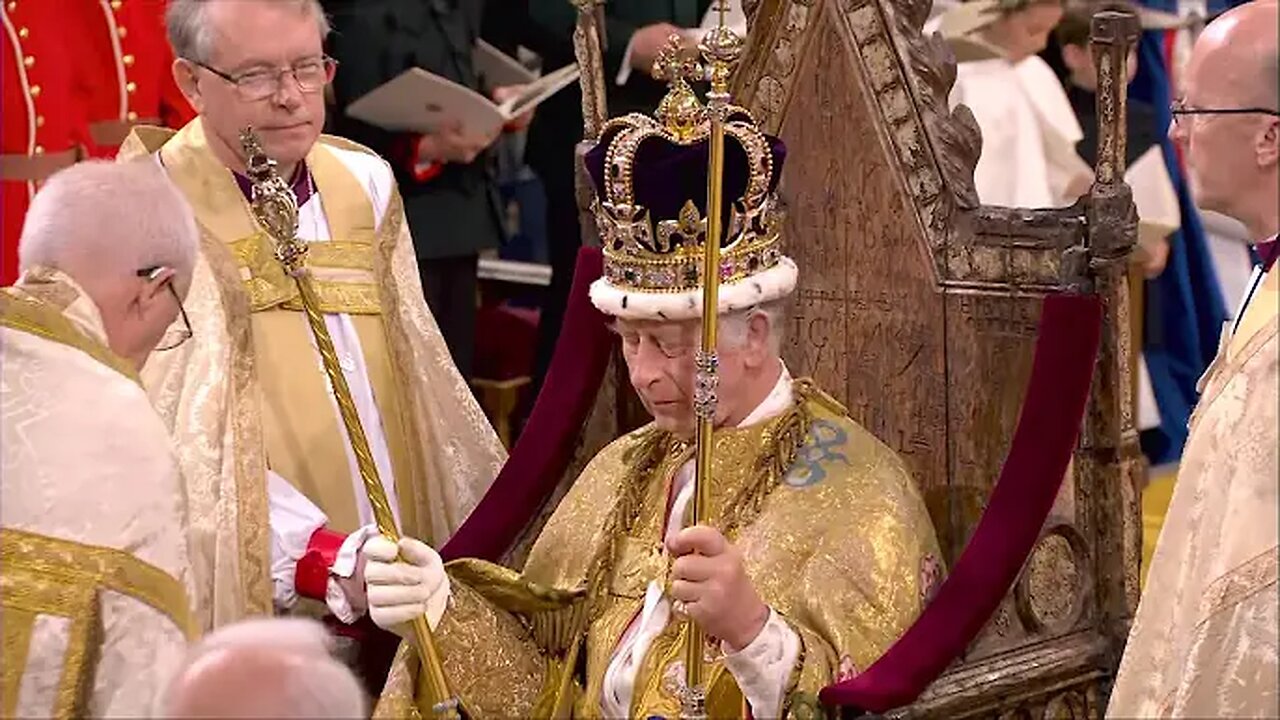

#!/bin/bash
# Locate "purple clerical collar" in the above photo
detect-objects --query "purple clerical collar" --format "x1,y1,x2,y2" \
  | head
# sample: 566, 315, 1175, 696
1254, 235, 1279, 273
232, 161, 315, 206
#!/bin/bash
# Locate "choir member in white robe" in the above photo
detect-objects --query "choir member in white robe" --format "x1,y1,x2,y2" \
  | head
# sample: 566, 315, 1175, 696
935, 0, 1094, 208
0, 161, 200, 717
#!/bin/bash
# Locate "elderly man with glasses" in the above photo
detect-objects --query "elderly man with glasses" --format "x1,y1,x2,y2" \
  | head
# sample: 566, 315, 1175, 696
1109, 2, 1279, 717
114, 0, 505, 668
0, 159, 199, 717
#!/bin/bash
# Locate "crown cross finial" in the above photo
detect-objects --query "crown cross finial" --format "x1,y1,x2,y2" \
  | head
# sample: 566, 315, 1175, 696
652, 34, 702, 85
652, 35, 706, 141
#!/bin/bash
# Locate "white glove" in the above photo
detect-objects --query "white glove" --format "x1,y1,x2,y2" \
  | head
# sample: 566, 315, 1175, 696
363, 535, 451, 637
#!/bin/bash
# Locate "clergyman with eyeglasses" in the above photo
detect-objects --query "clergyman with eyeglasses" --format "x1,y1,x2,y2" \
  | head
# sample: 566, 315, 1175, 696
113, 0, 505, 660
0, 160, 200, 717
1109, 2, 1279, 717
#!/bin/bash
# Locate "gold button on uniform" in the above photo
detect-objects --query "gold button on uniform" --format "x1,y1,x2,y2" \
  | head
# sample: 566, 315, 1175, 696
126, 111, 138, 121
122, 54, 135, 67
28, 84, 40, 97
110, 0, 122, 9
23, 55, 34, 68
117, 26, 127, 39
18, 26, 28, 39
34, 146, 44, 155
126, 81, 136, 93
6, 3, 16, 13
35, 115, 44, 127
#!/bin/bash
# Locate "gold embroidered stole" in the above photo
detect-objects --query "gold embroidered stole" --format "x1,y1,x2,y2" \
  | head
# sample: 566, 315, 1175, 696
158, 122, 426, 538
0, 278, 139, 385
567, 419, 806, 718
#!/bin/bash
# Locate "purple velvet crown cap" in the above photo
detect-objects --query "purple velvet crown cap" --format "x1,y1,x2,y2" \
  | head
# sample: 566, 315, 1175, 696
585, 120, 787, 243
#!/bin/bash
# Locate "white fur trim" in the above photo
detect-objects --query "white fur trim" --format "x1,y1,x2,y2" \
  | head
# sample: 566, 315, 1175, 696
590, 256, 798, 320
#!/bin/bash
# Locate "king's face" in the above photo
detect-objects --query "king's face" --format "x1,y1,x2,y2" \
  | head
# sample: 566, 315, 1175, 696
616, 317, 753, 438
196, 1, 326, 171
618, 318, 700, 437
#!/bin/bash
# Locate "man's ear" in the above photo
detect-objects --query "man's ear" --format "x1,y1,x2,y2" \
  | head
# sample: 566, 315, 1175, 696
1258, 118, 1280, 169
745, 312, 772, 367
173, 58, 204, 112
138, 267, 175, 310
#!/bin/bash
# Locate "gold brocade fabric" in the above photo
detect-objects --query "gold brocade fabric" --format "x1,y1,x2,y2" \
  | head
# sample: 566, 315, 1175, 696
1109, 268, 1279, 719
117, 120, 506, 630
376, 383, 943, 718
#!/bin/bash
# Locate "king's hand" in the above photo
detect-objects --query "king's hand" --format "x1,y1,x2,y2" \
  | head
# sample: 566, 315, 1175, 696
668, 525, 770, 652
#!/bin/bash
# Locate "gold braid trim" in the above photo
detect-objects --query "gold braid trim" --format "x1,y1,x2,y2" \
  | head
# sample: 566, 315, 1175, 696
0, 528, 196, 640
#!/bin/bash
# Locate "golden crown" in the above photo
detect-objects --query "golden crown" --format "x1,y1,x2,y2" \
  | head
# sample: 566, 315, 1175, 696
588, 37, 785, 294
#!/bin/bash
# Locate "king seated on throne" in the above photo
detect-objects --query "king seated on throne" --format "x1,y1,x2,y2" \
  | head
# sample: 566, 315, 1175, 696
365, 40, 944, 719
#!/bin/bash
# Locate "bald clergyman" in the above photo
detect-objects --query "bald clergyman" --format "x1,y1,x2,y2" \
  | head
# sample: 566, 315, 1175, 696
1108, 2, 1279, 716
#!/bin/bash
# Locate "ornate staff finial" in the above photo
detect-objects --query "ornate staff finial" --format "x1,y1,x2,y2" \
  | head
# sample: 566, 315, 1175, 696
239, 128, 307, 277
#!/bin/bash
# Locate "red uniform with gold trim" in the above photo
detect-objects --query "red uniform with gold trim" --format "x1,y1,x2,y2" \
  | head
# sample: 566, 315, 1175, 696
1, 1, 93, 286
81, 0, 195, 158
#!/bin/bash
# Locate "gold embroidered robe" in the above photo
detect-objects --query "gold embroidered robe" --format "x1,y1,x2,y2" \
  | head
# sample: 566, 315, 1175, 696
377, 382, 943, 718
1108, 267, 1279, 717
0, 271, 197, 718
116, 120, 506, 630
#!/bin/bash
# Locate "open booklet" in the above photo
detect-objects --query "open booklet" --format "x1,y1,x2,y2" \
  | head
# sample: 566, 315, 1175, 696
346, 43, 579, 138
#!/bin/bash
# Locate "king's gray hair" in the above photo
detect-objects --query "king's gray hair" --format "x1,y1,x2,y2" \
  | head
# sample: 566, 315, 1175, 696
720, 300, 787, 355
166, 0, 331, 63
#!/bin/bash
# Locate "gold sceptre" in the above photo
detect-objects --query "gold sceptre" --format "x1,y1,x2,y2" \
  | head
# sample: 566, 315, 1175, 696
239, 129, 462, 720
682, 4, 744, 719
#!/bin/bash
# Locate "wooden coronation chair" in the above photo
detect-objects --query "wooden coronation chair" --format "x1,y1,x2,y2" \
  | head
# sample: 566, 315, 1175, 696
445, 2, 1145, 716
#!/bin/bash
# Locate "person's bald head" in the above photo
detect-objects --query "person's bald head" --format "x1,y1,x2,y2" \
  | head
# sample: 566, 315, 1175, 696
158, 618, 365, 718
1173, 1, 1280, 238
1187, 0, 1278, 110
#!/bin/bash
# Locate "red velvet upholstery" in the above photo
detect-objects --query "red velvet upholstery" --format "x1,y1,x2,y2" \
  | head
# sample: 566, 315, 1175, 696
442, 248, 612, 561
818, 292, 1105, 713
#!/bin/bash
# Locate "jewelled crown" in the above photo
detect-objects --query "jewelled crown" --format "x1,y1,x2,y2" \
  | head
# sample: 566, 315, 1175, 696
585, 37, 796, 320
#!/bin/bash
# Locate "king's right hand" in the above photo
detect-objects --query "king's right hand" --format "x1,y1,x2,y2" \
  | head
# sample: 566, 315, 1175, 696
363, 536, 451, 638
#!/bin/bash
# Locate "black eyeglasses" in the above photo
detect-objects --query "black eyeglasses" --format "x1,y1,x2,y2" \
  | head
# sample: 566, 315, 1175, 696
1170, 100, 1280, 127
137, 267, 192, 352
191, 56, 338, 102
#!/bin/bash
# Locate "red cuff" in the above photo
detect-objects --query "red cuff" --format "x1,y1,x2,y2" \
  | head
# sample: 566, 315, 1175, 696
393, 133, 445, 183
295, 527, 346, 601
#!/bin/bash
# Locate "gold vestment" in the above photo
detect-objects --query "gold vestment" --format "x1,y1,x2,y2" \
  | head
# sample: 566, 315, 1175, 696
1109, 267, 1279, 717
117, 120, 506, 630
377, 382, 943, 718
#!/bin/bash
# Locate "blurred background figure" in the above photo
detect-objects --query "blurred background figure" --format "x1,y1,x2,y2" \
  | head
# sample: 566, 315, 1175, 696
935, 0, 1094, 208
158, 618, 367, 718
325, 0, 521, 383
81, 0, 196, 158
1, 0, 196, 287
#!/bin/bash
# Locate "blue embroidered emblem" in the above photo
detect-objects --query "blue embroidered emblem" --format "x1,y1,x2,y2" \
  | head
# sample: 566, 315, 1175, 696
784, 420, 849, 487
